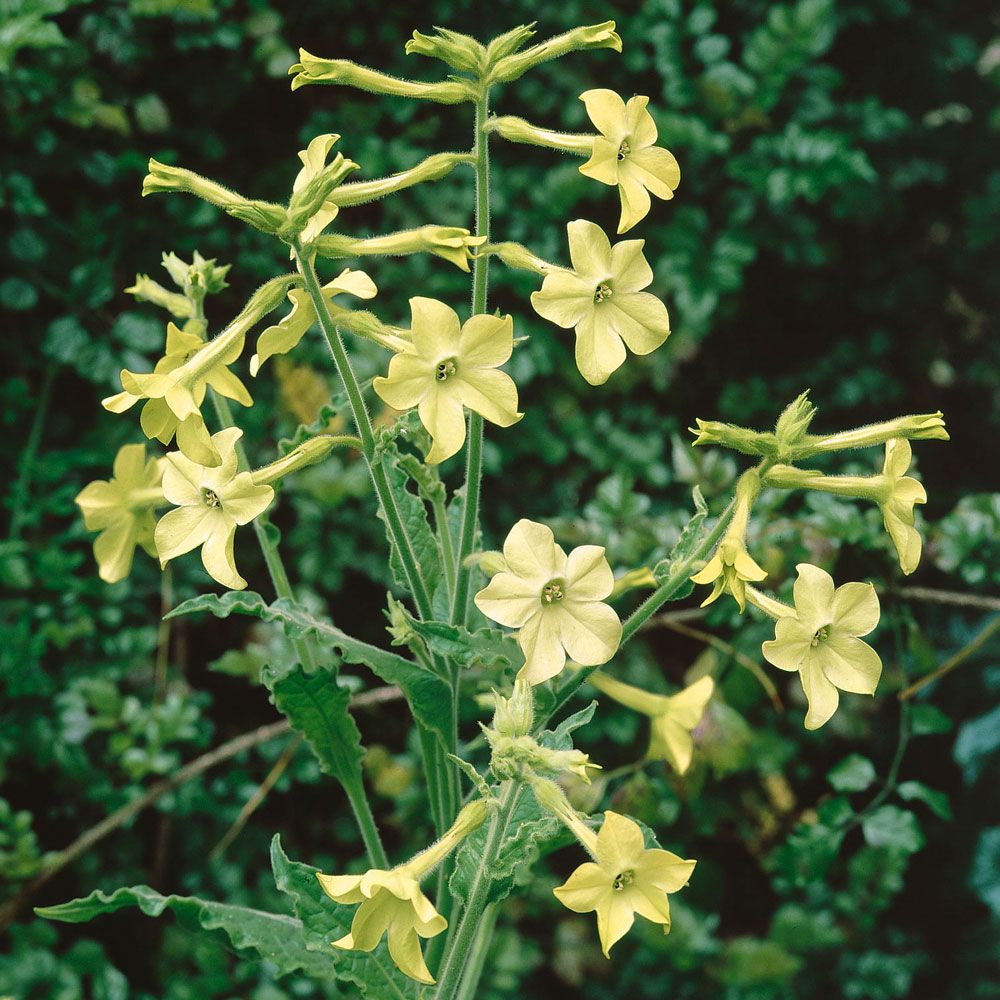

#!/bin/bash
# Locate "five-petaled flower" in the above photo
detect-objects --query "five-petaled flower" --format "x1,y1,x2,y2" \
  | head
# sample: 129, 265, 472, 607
530, 220, 670, 386
761, 563, 882, 730
316, 867, 446, 985
373, 297, 522, 464
690, 536, 768, 613
75, 442, 165, 584
154, 427, 274, 590
578, 89, 680, 234
553, 810, 696, 957
879, 438, 927, 575
474, 518, 622, 684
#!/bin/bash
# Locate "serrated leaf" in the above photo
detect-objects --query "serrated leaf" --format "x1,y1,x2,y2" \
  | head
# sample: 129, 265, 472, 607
166, 592, 451, 750
896, 780, 952, 820
36, 885, 335, 979
540, 701, 597, 751
265, 664, 364, 787
827, 754, 876, 792
270, 836, 415, 998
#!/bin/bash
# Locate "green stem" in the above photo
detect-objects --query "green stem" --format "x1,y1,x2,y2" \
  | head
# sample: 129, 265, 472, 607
208, 390, 386, 868
434, 782, 520, 999
432, 493, 457, 603
8, 368, 53, 542
449, 91, 492, 629
453, 903, 499, 1000
294, 242, 434, 622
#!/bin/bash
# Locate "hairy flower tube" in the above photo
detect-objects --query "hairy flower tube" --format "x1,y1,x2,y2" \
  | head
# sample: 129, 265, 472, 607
316, 800, 487, 984
690, 470, 766, 612
754, 563, 882, 730
474, 518, 622, 684
154, 428, 274, 590
530, 219, 670, 385
373, 297, 522, 464
578, 89, 681, 233
538, 787, 696, 958
587, 672, 714, 773
315, 226, 486, 272
289, 133, 344, 244
250, 269, 378, 376
488, 21, 622, 84
75, 443, 165, 584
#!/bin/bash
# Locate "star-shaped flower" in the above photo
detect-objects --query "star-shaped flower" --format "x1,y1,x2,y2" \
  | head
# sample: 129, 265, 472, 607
316, 867, 446, 985
553, 811, 696, 957
474, 518, 622, 684
75, 443, 164, 583
154, 427, 273, 590
578, 89, 681, 234
690, 536, 767, 612
104, 321, 251, 467
530, 220, 670, 386
761, 563, 882, 730
879, 438, 927, 575
373, 297, 522, 464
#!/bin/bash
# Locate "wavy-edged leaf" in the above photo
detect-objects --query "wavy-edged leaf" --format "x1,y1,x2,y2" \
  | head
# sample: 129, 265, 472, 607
653, 485, 708, 585
404, 613, 519, 671
36, 886, 335, 979
270, 835, 415, 999
166, 591, 451, 749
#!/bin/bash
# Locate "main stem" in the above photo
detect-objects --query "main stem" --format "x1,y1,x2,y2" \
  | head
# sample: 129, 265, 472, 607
449, 92, 491, 629
207, 389, 386, 868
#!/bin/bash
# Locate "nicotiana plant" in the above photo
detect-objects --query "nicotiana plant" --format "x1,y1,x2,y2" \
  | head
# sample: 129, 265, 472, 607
48, 20, 949, 998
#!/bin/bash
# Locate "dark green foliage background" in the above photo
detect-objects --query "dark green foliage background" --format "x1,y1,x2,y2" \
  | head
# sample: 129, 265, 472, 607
2, 0, 999, 996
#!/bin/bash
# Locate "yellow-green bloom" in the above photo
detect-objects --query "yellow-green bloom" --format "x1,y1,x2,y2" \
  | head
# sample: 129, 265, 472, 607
316, 799, 487, 984
588, 673, 714, 773
552, 810, 696, 957
250, 269, 377, 376
578, 89, 680, 234
317, 868, 445, 984
104, 321, 251, 467
879, 439, 927, 575
474, 519, 622, 684
530, 220, 670, 386
290, 133, 343, 245
761, 564, 882, 730
154, 428, 273, 590
315, 226, 486, 272
373, 298, 522, 464
75, 443, 165, 584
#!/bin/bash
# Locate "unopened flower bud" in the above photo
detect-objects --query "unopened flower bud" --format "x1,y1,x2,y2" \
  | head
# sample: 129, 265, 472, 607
689, 418, 777, 457
486, 116, 594, 155
125, 274, 192, 319
484, 24, 536, 64
405, 27, 485, 74
774, 390, 817, 447
792, 411, 949, 458
251, 435, 343, 486
491, 679, 535, 737
488, 21, 622, 84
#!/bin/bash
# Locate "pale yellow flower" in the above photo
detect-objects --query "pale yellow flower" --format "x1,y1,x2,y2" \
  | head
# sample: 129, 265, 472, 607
154, 427, 273, 590
553, 811, 695, 957
578, 89, 680, 234
761, 564, 882, 730
317, 868, 445, 985
104, 321, 251, 467
474, 519, 622, 684
530, 220, 670, 386
373, 297, 522, 464
880, 439, 927, 575
75, 443, 164, 583
292, 133, 343, 245
690, 536, 767, 613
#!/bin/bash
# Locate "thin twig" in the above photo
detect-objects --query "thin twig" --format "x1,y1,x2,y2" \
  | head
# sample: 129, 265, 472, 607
898, 615, 1000, 700
656, 617, 784, 711
0, 685, 402, 934
897, 587, 1000, 613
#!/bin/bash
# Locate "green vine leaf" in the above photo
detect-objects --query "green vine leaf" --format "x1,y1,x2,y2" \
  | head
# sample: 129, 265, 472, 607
36, 885, 336, 979
166, 591, 452, 751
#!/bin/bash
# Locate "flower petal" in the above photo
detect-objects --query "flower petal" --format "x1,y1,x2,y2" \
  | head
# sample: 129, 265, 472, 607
93, 517, 137, 584
474, 574, 540, 628
316, 872, 364, 904
567, 219, 613, 279
819, 634, 882, 695
616, 172, 651, 234
161, 452, 205, 507
610, 239, 652, 294
635, 850, 696, 894
665, 676, 714, 729
625, 95, 658, 147
458, 312, 513, 368
580, 88, 628, 141
575, 312, 627, 386
626, 145, 680, 198
648, 715, 693, 773
201, 520, 245, 589
605, 291, 670, 356
419, 387, 467, 464
832, 582, 880, 637
596, 892, 635, 958
595, 811, 645, 872
530, 270, 594, 329
555, 600, 621, 667
762, 616, 813, 672
219, 474, 274, 526
457, 368, 522, 428
374, 352, 434, 411
792, 563, 835, 632
410, 296, 461, 360
517, 610, 566, 684
501, 519, 563, 583
386, 926, 435, 985
579, 136, 620, 186
564, 545, 614, 601
801, 655, 840, 730
154, 505, 214, 563
553, 862, 611, 913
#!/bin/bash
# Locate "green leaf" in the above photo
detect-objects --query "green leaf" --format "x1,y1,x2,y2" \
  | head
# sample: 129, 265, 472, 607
954, 703, 1000, 784
909, 703, 953, 736
270, 835, 415, 999
36, 885, 336, 979
896, 780, 952, 821
861, 805, 924, 854
539, 701, 597, 750
167, 592, 451, 750
403, 613, 518, 671
264, 664, 364, 788
652, 485, 708, 584
827, 754, 877, 792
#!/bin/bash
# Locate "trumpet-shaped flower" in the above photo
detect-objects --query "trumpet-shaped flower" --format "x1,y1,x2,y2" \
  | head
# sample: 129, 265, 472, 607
552, 811, 696, 957
291, 133, 343, 244
373, 297, 522, 464
474, 518, 622, 684
690, 536, 767, 612
530, 220, 670, 386
104, 322, 251, 467
880, 439, 927, 575
317, 868, 445, 984
75, 443, 165, 583
578, 89, 680, 234
761, 564, 882, 730
154, 427, 273, 590
250, 269, 377, 375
